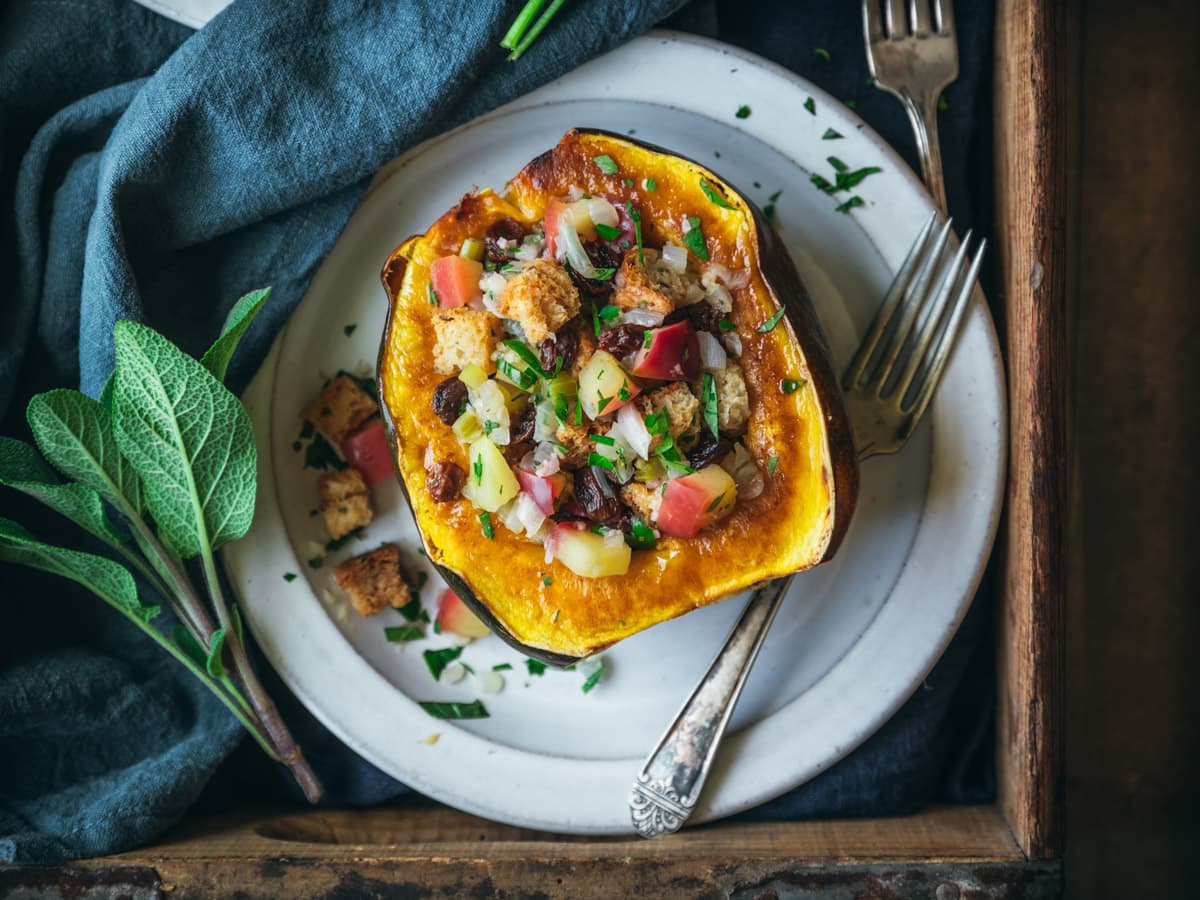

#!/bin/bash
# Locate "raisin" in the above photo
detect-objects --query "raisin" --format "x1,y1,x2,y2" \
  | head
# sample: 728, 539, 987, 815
572, 465, 624, 523
687, 433, 732, 470
484, 218, 527, 264
567, 241, 623, 296
510, 404, 537, 446
665, 299, 724, 335
598, 323, 647, 358
503, 440, 533, 468
426, 461, 466, 503
538, 327, 579, 373
431, 377, 468, 426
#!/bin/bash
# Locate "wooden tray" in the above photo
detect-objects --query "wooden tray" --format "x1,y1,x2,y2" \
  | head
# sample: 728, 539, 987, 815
0, 2, 1066, 896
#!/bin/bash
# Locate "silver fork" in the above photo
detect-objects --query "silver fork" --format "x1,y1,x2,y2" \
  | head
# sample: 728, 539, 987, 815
629, 215, 986, 839
862, 0, 959, 214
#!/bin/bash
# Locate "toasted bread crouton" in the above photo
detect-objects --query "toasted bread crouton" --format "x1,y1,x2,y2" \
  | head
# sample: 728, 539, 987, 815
620, 481, 663, 525
637, 382, 701, 449
571, 326, 597, 377
495, 259, 580, 343
318, 468, 373, 541
555, 418, 593, 468
302, 375, 378, 444
334, 544, 411, 617
613, 249, 687, 317
432, 307, 502, 375
713, 363, 750, 435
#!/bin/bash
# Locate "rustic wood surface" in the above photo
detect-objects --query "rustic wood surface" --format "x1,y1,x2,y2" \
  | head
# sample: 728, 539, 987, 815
1064, 0, 1200, 897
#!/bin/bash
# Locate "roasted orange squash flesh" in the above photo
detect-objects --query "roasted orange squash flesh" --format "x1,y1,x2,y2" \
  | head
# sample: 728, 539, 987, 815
380, 129, 857, 663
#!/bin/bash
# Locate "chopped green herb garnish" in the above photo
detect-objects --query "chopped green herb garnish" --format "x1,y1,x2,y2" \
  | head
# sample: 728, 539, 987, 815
682, 216, 708, 260
768, 456, 779, 474
432, 620, 441, 634
551, 609, 560, 623
845, 99, 857, 109
623, 178, 634, 187
581, 659, 605, 694
828, 157, 848, 173
418, 700, 488, 719
423, 646, 464, 681
325, 528, 365, 551
473, 456, 483, 485
700, 178, 734, 209
497, 357, 537, 390
769, 190, 783, 202
460, 662, 475, 675
822, 128, 843, 140
493, 663, 513, 672
804, 96, 816, 115
397, 596, 423, 622
643, 178, 657, 192
736, 104, 751, 119
343, 323, 357, 336
626, 518, 657, 550
588, 453, 616, 471
814, 47, 831, 61
384, 625, 423, 643
307, 555, 323, 569
291, 440, 302, 452
542, 576, 553, 586
427, 284, 439, 306
478, 511, 495, 539
781, 378, 806, 394
756, 307, 787, 333
526, 659, 547, 676
624, 201, 644, 264
593, 154, 619, 174
644, 411, 668, 436
643, 330, 654, 349
591, 302, 602, 338
938, 94, 949, 111
701, 372, 719, 439
589, 434, 616, 446
282, 572, 297, 583
595, 223, 622, 241
599, 305, 620, 321
504, 339, 550, 377
719, 319, 736, 331
706, 491, 727, 513
303, 432, 346, 471
835, 196, 866, 214
483, 420, 500, 436
811, 173, 837, 194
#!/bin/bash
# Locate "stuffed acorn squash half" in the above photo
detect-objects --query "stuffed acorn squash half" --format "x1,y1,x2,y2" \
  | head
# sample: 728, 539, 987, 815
379, 129, 857, 664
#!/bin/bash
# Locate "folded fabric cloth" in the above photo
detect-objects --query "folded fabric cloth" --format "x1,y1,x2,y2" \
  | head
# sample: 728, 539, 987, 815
0, 0, 994, 863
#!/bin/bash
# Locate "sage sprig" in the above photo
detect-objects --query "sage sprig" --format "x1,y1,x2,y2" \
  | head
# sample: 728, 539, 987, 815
0, 288, 323, 802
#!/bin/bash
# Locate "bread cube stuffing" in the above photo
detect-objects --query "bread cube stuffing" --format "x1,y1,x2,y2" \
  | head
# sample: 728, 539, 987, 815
302, 375, 378, 444
317, 468, 373, 540
334, 543, 411, 617
432, 307, 502, 375
713, 363, 750, 435
613, 248, 686, 317
494, 258, 580, 344
620, 481, 663, 525
637, 381, 701, 446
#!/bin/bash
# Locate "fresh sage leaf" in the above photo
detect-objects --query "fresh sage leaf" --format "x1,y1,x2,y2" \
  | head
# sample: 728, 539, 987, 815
0, 437, 127, 545
200, 288, 270, 383
27, 389, 144, 515
174, 624, 207, 667
206, 628, 228, 679
112, 321, 257, 557
0, 518, 158, 623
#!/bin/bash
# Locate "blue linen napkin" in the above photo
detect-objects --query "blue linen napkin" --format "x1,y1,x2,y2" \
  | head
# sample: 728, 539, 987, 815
0, 0, 994, 863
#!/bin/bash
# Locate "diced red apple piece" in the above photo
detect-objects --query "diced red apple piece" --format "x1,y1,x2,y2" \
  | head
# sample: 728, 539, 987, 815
578, 350, 641, 419
544, 198, 596, 257
429, 255, 483, 308
551, 523, 631, 578
657, 465, 738, 539
631, 320, 701, 381
518, 469, 568, 516
339, 417, 393, 486
436, 588, 491, 639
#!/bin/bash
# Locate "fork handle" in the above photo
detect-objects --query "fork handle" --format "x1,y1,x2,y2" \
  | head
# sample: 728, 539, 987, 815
899, 90, 948, 216
629, 575, 790, 838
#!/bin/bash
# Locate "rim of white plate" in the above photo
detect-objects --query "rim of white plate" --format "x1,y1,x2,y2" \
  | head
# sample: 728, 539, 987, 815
223, 30, 1006, 833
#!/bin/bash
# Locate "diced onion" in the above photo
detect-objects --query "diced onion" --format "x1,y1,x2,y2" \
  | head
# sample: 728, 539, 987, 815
479, 271, 507, 297
497, 498, 525, 535
703, 262, 732, 288
681, 282, 707, 306
721, 442, 764, 500
532, 441, 562, 476
616, 403, 653, 460
697, 331, 728, 371
661, 242, 688, 274
555, 213, 605, 279
469, 380, 510, 443
515, 235, 543, 261
476, 670, 505, 694
620, 307, 665, 328
706, 284, 734, 314
721, 331, 744, 358
726, 268, 751, 289
602, 528, 626, 550
586, 196, 620, 228
515, 492, 547, 536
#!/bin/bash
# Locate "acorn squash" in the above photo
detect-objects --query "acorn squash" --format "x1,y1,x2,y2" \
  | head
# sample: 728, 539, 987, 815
379, 129, 857, 664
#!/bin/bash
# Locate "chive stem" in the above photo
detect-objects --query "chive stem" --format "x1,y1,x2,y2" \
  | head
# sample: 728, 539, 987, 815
500, 0, 548, 50
508, 0, 568, 61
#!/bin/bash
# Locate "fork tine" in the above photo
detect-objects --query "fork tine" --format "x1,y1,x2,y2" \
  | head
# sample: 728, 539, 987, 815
842, 213, 938, 390
884, 0, 909, 37
909, 0, 933, 36
891, 230, 974, 401
863, 0, 885, 45
905, 238, 986, 422
867, 216, 955, 394
933, 0, 956, 34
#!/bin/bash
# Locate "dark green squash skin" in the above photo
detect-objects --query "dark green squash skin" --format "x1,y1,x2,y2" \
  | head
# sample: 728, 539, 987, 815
378, 130, 858, 667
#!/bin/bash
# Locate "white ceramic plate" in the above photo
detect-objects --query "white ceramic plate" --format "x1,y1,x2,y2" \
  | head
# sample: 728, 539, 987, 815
223, 32, 1005, 833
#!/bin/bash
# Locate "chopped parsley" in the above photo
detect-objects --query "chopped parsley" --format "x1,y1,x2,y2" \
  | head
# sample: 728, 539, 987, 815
719, 318, 736, 330
700, 178, 734, 209
643, 177, 657, 192
822, 128, 843, 140
325, 528, 365, 551
282, 572, 297, 583
384, 625, 423, 643
588, 453, 616, 471
846, 99, 857, 109
701, 372, 719, 439
497, 357, 537, 390
483, 420, 500, 436
526, 659, 547, 676
626, 518, 657, 550
581, 659, 605, 694
643, 330, 653, 349
682, 216, 708, 260
624, 200, 645, 264
804, 96, 816, 115
589, 434, 616, 446
780, 378, 806, 394
623, 177, 634, 187
479, 511, 494, 539
598, 304, 620, 321
423, 646, 463, 681
768, 456, 779, 475
307, 555, 324, 569
938, 94, 949, 111
706, 491, 727, 513
504, 339, 550, 377
493, 663, 513, 672
735, 104, 751, 119
595, 222, 621, 241
644, 411, 668, 436
427, 284, 439, 306
303, 432, 346, 471
343, 323, 357, 336
593, 154, 619, 174
418, 700, 489, 719
473, 455, 483, 485
542, 576, 553, 586
835, 196, 866, 214
811, 173, 837, 194
756, 306, 787, 333
814, 47, 831, 61
396, 596, 424, 621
